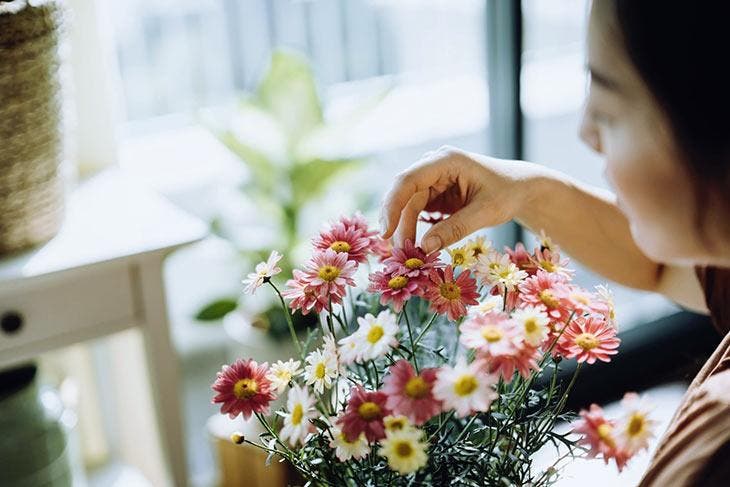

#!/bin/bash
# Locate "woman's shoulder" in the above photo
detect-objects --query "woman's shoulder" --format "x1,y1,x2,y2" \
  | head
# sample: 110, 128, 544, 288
696, 266, 730, 335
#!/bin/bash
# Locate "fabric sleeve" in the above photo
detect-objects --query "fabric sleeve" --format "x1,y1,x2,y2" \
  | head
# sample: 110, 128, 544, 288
639, 371, 730, 486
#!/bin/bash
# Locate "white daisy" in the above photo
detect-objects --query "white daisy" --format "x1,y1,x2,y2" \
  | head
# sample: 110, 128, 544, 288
378, 426, 429, 475
304, 347, 339, 394
433, 358, 498, 417
538, 230, 557, 252
446, 245, 475, 268
475, 252, 528, 291
511, 306, 550, 347
615, 392, 656, 455
350, 310, 399, 362
266, 358, 303, 394
595, 284, 617, 327
470, 294, 504, 316
464, 235, 492, 263
323, 334, 347, 376
278, 385, 316, 446
242, 250, 283, 294
337, 332, 360, 365
328, 424, 370, 461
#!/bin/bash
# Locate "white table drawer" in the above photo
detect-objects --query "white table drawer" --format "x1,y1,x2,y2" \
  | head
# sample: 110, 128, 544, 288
0, 265, 136, 358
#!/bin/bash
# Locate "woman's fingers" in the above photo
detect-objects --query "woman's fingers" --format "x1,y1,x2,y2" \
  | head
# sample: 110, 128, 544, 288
420, 202, 485, 253
380, 152, 457, 239
393, 190, 430, 247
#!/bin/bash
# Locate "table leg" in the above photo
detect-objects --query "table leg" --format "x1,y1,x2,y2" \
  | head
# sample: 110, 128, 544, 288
136, 257, 188, 487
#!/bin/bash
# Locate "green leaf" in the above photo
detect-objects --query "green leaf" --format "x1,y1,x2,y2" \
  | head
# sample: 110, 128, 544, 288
195, 298, 238, 321
289, 158, 361, 206
255, 49, 323, 146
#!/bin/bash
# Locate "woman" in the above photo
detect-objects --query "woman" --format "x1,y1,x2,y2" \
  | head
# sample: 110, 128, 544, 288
380, 1, 730, 485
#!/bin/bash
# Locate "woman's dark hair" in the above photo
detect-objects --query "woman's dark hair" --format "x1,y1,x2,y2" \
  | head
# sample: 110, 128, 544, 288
612, 1, 730, 216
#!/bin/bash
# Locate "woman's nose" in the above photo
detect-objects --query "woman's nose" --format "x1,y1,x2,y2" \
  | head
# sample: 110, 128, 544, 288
578, 111, 603, 154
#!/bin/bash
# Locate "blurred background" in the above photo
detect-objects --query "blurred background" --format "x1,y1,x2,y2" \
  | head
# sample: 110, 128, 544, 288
0, 0, 718, 486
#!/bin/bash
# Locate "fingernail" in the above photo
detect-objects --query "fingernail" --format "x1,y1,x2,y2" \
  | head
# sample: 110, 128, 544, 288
379, 214, 388, 236
422, 235, 441, 254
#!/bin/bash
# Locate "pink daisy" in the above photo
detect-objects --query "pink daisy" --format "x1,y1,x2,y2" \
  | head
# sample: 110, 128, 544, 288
312, 221, 372, 264
381, 360, 443, 425
572, 404, 629, 471
459, 312, 519, 357
282, 269, 329, 315
368, 270, 421, 312
340, 212, 378, 240
481, 343, 541, 380
300, 249, 357, 298
424, 266, 480, 321
517, 270, 573, 322
211, 359, 276, 420
370, 236, 393, 262
505, 243, 537, 275
384, 239, 442, 279
337, 386, 391, 442
559, 315, 620, 364
533, 247, 574, 278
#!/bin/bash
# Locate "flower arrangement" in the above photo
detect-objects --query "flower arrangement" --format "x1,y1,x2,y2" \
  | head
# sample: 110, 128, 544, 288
211, 214, 656, 485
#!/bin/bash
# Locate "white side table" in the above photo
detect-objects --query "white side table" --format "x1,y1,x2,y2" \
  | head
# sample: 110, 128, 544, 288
0, 169, 208, 487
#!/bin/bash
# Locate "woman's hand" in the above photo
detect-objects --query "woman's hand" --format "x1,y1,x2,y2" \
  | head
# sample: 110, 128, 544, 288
380, 146, 541, 253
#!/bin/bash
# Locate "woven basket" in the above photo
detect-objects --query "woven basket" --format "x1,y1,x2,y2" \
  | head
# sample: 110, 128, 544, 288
0, 0, 66, 255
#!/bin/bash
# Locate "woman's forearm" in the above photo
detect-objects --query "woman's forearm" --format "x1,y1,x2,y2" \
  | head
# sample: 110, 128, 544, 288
514, 165, 662, 291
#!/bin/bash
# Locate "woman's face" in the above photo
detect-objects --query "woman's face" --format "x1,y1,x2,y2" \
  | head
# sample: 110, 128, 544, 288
579, 1, 727, 265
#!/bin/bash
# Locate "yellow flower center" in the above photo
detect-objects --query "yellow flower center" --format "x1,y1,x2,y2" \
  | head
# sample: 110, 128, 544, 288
339, 432, 356, 445
233, 378, 258, 399
315, 362, 326, 379
404, 257, 424, 269
597, 423, 616, 448
404, 377, 429, 399
358, 401, 382, 421
498, 268, 513, 279
395, 440, 414, 458
454, 375, 478, 396
388, 275, 409, 290
524, 319, 538, 334
481, 325, 503, 343
626, 413, 646, 438
291, 404, 304, 425
439, 282, 461, 300
330, 240, 351, 253
367, 325, 384, 344
318, 265, 341, 282
385, 417, 408, 431
452, 252, 466, 266
539, 289, 559, 308
575, 332, 599, 351
540, 260, 556, 272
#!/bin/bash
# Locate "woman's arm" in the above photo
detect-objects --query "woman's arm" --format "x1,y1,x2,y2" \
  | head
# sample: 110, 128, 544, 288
518, 162, 707, 312
380, 146, 708, 313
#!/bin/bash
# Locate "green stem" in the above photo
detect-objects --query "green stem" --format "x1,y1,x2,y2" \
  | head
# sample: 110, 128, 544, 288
413, 312, 438, 347
268, 281, 303, 359
402, 303, 419, 373
453, 415, 478, 444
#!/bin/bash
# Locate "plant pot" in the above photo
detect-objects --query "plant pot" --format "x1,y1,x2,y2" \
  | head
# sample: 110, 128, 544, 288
206, 413, 301, 487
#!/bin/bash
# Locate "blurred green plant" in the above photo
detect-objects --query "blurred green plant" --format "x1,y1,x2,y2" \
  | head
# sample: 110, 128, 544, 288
196, 49, 385, 338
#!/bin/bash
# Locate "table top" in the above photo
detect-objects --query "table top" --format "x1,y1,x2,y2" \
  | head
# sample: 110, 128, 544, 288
0, 169, 208, 288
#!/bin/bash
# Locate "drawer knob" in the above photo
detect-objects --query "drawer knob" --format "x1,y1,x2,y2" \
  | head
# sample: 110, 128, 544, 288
1, 311, 24, 335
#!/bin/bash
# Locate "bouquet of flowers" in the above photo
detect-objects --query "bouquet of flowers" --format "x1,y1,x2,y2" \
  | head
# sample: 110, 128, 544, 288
211, 214, 656, 485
